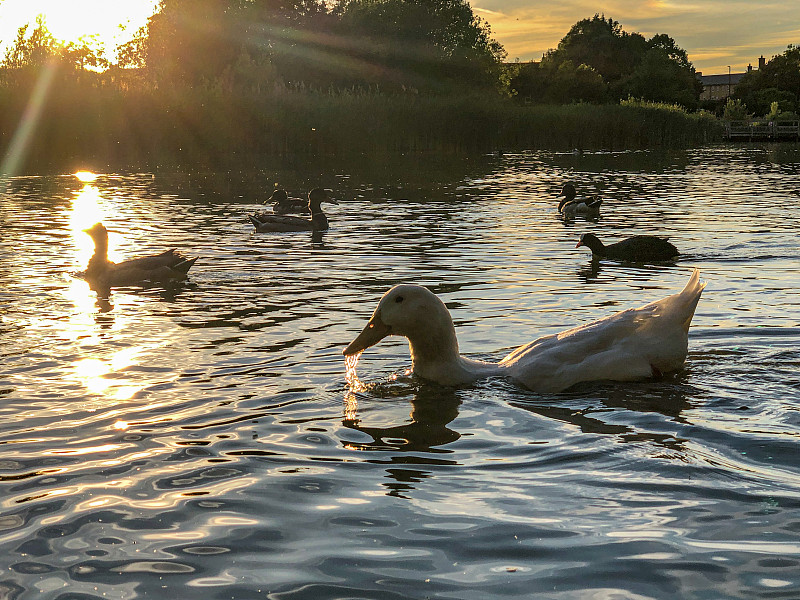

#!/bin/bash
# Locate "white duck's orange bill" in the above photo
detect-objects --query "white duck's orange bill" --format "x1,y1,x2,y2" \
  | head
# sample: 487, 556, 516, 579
343, 315, 391, 356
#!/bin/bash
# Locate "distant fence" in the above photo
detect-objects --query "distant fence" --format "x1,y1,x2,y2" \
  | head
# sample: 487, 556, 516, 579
724, 120, 800, 141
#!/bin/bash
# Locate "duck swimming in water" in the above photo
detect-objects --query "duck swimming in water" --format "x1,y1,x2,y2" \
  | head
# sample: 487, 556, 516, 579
558, 183, 602, 218
249, 188, 338, 232
576, 233, 679, 262
343, 270, 705, 393
268, 189, 309, 215
81, 223, 198, 287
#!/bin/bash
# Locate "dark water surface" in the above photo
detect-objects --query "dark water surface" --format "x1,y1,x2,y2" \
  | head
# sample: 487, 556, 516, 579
1, 146, 799, 599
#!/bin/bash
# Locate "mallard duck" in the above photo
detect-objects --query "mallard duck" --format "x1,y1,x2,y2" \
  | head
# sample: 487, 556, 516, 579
558, 183, 602, 217
577, 233, 679, 262
343, 270, 705, 393
249, 188, 337, 232
268, 189, 309, 215
81, 223, 197, 287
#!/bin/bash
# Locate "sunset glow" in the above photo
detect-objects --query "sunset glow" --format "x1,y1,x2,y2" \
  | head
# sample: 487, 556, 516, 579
472, 0, 799, 75
1, 0, 795, 76
0, 0, 158, 57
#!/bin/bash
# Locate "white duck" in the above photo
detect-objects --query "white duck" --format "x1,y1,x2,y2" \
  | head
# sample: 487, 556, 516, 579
343, 270, 706, 393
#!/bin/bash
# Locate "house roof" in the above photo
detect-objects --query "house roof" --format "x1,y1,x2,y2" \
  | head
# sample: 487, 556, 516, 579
699, 73, 747, 86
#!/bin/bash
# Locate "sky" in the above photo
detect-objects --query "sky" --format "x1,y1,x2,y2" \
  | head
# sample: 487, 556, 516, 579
0, 0, 797, 75
0, 0, 158, 60
472, 0, 799, 75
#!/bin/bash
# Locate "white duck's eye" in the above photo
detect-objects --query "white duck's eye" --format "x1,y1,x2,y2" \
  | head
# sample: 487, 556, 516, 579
395, 296, 404, 303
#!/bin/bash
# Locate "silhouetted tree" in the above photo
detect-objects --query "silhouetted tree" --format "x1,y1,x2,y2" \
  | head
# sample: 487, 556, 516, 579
2, 17, 59, 68
544, 15, 647, 89
512, 15, 700, 108
734, 46, 800, 116
625, 47, 701, 109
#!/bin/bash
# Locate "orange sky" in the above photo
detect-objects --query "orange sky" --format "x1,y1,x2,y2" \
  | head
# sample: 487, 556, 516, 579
0, 0, 797, 75
474, 0, 799, 75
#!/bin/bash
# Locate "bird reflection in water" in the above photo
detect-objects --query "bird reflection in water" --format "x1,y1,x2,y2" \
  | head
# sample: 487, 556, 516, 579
311, 229, 326, 249
342, 369, 462, 454
509, 376, 697, 453
342, 380, 462, 498
576, 257, 602, 283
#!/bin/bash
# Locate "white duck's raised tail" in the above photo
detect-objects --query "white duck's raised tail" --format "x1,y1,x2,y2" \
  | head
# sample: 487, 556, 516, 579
343, 270, 706, 393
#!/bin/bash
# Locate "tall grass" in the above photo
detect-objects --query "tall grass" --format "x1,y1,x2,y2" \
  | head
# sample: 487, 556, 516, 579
0, 77, 723, 173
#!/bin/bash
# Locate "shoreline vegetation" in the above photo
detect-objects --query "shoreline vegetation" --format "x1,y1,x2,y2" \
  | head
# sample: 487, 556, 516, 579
0, 83, 723, 174
2, 4, 795, 174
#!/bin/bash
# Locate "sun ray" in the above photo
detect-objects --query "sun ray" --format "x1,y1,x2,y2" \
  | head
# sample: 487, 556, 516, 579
0, 59, 57, 177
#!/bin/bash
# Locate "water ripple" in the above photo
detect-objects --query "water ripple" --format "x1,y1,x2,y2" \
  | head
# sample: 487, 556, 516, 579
1, 147, 799, 599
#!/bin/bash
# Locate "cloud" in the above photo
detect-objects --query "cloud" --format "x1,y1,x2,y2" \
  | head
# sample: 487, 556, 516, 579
472, 0, 799, 74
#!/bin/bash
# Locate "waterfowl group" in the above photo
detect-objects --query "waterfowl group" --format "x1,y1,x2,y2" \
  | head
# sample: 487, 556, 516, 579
339, 179, 702, 392
74, 176, 705, 395
249, 188, 338, 232
344, 270, 705, 393
81, 223, 197, 287
558, 182, 681, 262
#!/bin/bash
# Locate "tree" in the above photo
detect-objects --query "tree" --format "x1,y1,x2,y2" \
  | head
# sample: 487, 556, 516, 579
123, 0, 333, 89
333, 0, 506, 92
2, 17, 59, 68
625, 46, 701, 109
2, 16, 108, 72
734, 45, 800, 116
142, 0, 242, 86
512, 15, 700, 108
544, 15, 647, 87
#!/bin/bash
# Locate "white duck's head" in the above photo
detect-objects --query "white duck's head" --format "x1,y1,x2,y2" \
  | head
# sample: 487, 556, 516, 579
343, 284, 459, 361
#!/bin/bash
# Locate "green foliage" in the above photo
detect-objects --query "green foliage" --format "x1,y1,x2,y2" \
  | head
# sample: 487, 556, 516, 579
620, 97, 686, 113
0, 5, 723, 174
0, 80, 723, 173
723, 98, 750, 121
511, 14, 700, 109
545, 15, 647, 86
1, 16, 109, 72
286, 0, 506, 92
121, 0, 504, 93
624, 47, 701, 109
734, 45, 800, 116
3, 17, 58, 68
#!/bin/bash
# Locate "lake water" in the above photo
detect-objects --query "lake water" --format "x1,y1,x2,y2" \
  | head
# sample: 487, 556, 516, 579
1, 145, 799, 599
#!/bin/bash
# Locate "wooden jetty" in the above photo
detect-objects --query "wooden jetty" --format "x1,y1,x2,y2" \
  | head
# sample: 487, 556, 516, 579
724, 120, 800, 141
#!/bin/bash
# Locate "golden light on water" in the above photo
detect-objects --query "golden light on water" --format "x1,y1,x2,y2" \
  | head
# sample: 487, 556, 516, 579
74, 355, 142, 399
68, 182, 104, 266
345, 352, 365, 391
58, 179, 170, 402
344, 352, 365, 422
75, 170, 98, 182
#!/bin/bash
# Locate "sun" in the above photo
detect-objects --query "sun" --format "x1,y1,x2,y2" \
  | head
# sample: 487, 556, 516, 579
0, 0, 158, 58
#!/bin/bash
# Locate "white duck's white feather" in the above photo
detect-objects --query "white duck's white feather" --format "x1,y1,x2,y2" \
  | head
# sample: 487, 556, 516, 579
343, 270, 705, 393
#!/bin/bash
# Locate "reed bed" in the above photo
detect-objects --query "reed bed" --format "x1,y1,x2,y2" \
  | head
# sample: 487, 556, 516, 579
0, 83, 723, 173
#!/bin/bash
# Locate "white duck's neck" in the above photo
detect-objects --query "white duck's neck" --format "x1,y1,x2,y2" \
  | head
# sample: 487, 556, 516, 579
406, 320, 502, 385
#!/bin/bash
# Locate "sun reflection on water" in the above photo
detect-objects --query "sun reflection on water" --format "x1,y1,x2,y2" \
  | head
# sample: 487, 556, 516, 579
69, 181, 123, 265
74, 171, 99, 183
58, 178, 170, 401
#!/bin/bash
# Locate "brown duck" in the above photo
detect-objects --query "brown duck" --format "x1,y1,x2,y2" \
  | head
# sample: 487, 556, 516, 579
249, 188, 338, 232
81, 223, 198, 287
268, 189, 310, 215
